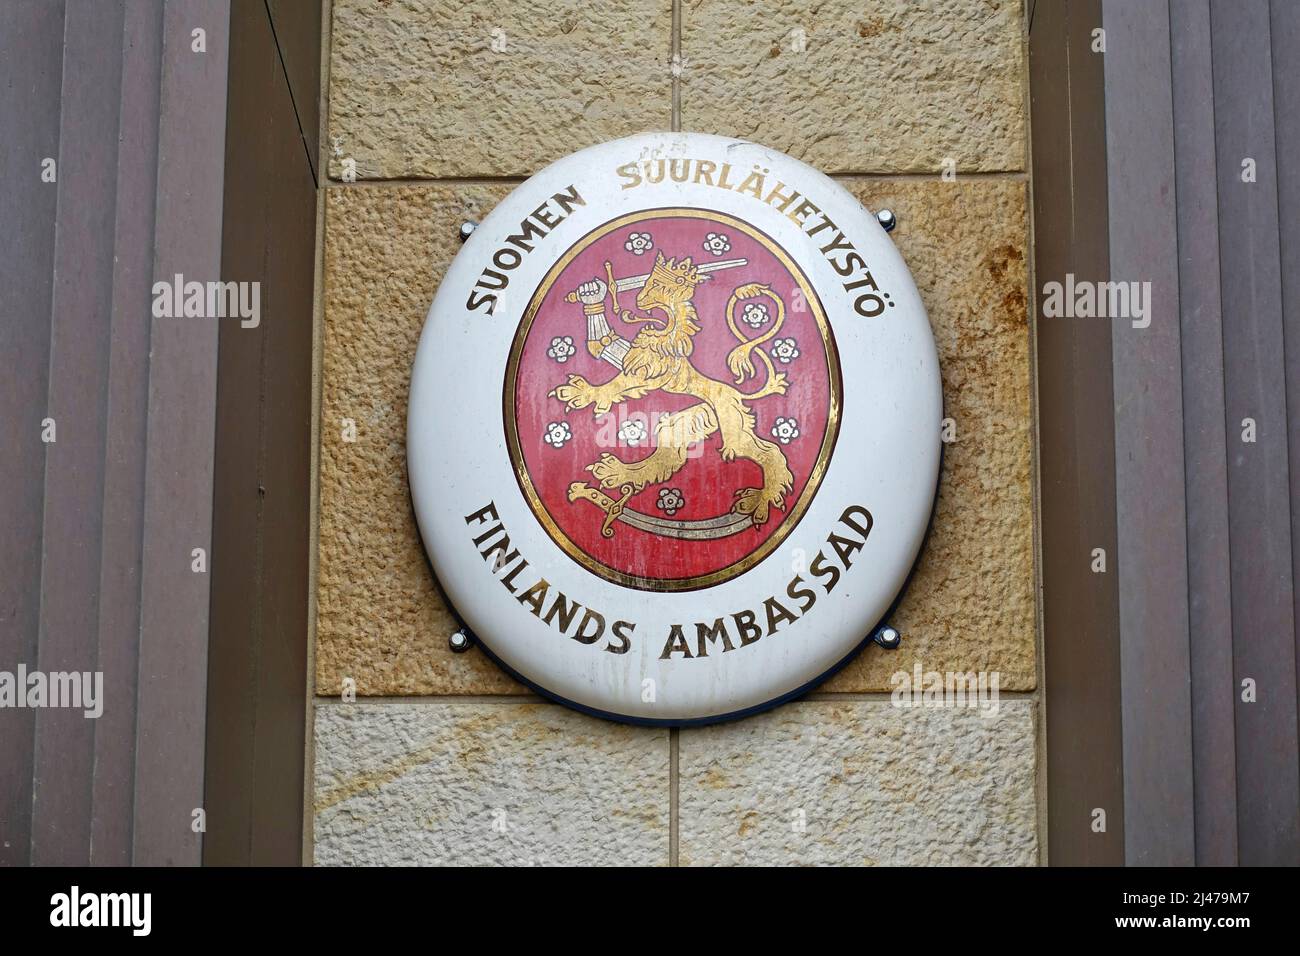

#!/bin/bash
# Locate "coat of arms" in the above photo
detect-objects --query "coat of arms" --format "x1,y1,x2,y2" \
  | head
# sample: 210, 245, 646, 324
505, 209, 841, 590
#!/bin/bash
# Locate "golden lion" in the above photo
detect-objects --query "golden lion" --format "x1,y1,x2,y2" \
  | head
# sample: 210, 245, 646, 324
550, 251, 794, 526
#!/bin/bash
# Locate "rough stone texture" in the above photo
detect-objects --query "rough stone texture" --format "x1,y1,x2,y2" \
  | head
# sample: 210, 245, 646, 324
680, 0, 1026, 174
316, 184, 524, 695
327, 0, 674, 179
679, 700, 1038, 865
825, 180, 1035, 691
313, 702, 670, 865
317, 180, 1035, 694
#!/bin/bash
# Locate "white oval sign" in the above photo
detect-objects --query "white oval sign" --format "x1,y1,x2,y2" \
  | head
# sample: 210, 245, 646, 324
409, 132, 941, 724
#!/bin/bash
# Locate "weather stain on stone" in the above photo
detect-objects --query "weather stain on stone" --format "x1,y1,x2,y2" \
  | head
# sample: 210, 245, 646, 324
984, 243, 1027, 327
315, 739, 445, 813
856, 18, 891, 39
1002, 286, 1028, 321
700, 766, 731, 790
985, 242, 1024, 283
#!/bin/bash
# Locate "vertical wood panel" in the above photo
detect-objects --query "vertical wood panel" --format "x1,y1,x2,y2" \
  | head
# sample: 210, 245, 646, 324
205, 0, 317, 865
1032, 0, 1126, 865
1270, 1, 1300, 846
251, 13, 316, 861
1065, 0, 1125, 865
266, 0, 320, 180
1103, 0, 1195, 866
133, 0, 229, 865
30, 0, 125, 866
1170, 0, 1238, 867
205, 0, 275, 865
1033, 0, 1090, 865
90, 0, 164, 866
0, 0, 65, 868
1210, 0, 1300, 865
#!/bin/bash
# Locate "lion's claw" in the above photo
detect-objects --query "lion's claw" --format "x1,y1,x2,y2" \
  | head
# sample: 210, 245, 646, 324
551, 374, 596, 411
732, 486, 785, 526
588, 453, 645, 492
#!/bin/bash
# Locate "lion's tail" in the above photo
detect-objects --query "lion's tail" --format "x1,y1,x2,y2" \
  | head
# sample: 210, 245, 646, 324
725, 283, 785, 392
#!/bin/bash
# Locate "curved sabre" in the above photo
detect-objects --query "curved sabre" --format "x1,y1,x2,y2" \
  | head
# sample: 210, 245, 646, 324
568, 483, 753, 540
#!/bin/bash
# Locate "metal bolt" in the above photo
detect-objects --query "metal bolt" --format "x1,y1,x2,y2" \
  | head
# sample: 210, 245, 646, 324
449, 629, 472, 653
876, 209, 897, 233
872, 625, 901, 650
458, 221, 477, 242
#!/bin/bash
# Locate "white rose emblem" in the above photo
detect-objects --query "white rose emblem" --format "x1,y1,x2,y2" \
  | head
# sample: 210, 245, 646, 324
772, 416, 800, 445
702, 232, 731, 256
543, 421, 573, 449
741, 302, 770, 329
770, 337, 800, 364
547, 335, 577, 363
618, 419, 648, 445
624, 232, 654, 256
656, 487, 686, 516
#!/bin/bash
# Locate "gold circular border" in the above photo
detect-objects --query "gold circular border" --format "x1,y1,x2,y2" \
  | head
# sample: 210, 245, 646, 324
502, 207, 843, 592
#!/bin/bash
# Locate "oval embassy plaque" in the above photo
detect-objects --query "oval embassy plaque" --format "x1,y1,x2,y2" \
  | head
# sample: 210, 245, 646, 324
409, 132, 941, 724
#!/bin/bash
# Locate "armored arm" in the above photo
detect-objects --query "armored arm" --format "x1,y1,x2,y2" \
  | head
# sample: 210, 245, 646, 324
568, 278, 630, 369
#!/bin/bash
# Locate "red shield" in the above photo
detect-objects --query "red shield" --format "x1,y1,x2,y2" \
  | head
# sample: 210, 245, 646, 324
505, 209, 841, 590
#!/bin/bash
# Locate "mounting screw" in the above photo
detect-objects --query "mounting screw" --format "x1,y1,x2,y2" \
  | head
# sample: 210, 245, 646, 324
876, 209, 897, 233
458, 221, 477, 242
449, 629, 473, 653
871, 624, 901, 650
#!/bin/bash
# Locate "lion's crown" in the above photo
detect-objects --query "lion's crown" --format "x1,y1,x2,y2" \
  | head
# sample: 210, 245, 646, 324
650, 251, 708, 288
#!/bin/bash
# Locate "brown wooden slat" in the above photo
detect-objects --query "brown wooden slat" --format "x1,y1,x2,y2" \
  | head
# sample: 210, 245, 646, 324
1271, 0, 1300, 858
1210, 0, 1300, 865
29, 0, 125, 866
1032, 0, 1126, 865
205, 0, 317, 866
250, 8, 316, 862
133, 0, 229, 866
265, 0, 320, 180
1170, 0, 1238, 867
1064, 0, 1125, 866
0, 0, 65, 868
1102, 0, 1195, 866
205, 0, 276, 866
90, 0, 164, 866
1031, 0, 1077, 867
